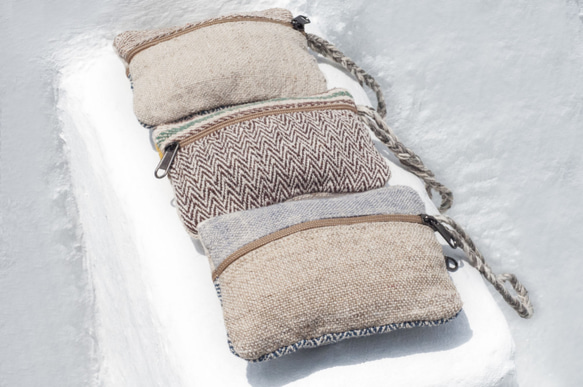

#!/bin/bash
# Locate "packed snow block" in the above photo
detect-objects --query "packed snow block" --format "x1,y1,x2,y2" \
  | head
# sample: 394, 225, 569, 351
58, 41, 517, 386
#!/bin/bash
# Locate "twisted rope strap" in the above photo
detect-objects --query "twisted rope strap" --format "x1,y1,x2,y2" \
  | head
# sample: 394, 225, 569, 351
307, 33, 533, 318
361, 106, 533, 318
307, 33, 452, 212
306, 33, 387, 118
435, 215, 534, 318
358, 105, 454, 212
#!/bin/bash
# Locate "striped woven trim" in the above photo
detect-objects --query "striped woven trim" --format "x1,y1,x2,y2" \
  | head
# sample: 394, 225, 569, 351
214, 282, 223, 307
239, 317, 459, 363
153, 89, 355, 149
213, 282, 460, 363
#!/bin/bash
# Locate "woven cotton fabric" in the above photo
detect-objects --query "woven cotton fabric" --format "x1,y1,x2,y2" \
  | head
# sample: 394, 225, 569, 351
114, 9, 293, 61
113, 8, 327, 126
198, 186, 463, 361
215, 221, 463, 361
163, 90, 390, 236
198, 185, 425, 269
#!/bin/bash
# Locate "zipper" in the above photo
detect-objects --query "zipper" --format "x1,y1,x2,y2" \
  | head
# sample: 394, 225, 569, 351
421, 214, 458, 248
212, 213, 459, 280
154, 142, 178, 179
125, 15, 306, 68
154, 101, 357, 179
291, 15, 310, 31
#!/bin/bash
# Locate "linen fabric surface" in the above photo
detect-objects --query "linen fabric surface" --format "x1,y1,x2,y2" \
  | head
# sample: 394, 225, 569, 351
157, 89, 391, 236
198, 185, 424, 270
113, 8, 327, 126
199, 186, 463, 361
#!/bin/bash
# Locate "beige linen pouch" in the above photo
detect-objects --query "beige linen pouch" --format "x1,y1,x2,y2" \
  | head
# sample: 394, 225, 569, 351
114, 8, 327, 126
198, 186, 463, 361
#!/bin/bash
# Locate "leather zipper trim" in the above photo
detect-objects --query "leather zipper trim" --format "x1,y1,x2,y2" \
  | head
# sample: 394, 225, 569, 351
126, 16, 293, 66
178, 103, 357, 148
211, 214, 424, 281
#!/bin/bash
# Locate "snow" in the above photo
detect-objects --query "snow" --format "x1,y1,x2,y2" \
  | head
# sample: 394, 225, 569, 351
2, 1, 583, 386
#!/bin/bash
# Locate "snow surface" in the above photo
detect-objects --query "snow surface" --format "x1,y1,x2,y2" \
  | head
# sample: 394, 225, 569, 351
57, 42, 517, 386
2, 1, 583, 386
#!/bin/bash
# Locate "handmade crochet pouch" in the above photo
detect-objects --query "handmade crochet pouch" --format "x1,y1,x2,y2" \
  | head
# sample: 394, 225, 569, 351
152, 89, 390, 236
113, 8, 327, 127
197, 185, 463, 361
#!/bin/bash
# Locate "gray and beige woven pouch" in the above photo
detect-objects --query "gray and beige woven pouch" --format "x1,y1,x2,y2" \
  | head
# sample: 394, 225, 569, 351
199, 186, 463, 361
114, 7, 533, 362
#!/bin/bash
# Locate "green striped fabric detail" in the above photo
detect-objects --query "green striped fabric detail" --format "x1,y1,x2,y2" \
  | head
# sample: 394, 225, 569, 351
154, 89, 354, 147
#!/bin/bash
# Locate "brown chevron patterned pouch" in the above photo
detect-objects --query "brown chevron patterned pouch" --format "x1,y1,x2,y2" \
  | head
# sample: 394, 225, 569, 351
152, 89, 390, 237
197, 185, 463, 361
113, 8, 327, 127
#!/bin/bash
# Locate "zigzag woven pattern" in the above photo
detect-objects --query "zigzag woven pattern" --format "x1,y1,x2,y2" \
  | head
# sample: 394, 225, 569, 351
154, 89, 356, 149
240, 316, 459, 362
168, 106, 390, 236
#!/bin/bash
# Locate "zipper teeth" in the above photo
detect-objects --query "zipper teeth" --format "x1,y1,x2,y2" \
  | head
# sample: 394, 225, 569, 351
126, 16, 293, 65
177, 103, 358, 148
211, 214, 424, 281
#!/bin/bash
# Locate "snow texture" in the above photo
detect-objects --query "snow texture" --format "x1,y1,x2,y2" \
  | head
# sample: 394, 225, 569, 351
2, 1, 583, 386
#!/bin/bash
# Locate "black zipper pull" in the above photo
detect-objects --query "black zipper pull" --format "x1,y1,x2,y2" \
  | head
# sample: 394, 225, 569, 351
154, 142, 179, 179
421, 214, 458, 249
292, 15, 310, 31
444, 256, 459, 272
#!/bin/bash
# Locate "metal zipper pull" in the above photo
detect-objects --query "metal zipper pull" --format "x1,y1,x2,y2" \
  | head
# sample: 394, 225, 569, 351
444, 256, 459, 272
154, 142, 179, 179
291, 15, 310, 31
421, 214, 458, 249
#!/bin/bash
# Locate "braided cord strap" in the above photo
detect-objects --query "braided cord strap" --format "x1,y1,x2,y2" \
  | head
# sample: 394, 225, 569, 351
306, 33, 387, 118
306, 33, 452, 211
306, 33, 533, 318
358, 104, 533, 318
358, 106, 533, 318
435, 215, 534, 318
358, 105, 454, 212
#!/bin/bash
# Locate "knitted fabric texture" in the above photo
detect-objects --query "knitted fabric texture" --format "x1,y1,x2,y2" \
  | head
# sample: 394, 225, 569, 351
199, 186, 462, 361
160, 90, 391, 236
113, 8, 327, 126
